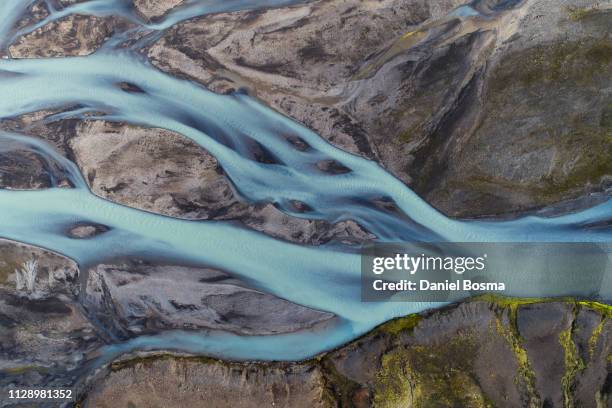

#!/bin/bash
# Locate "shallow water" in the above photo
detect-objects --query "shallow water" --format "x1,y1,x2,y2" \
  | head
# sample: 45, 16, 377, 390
0, 0, 610, 366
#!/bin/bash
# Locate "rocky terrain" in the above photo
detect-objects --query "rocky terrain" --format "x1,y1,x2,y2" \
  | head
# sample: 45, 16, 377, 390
80, 298, 611, 408
0, 239, 333, 396
0, 238, 79, 296
9, 13, 127, 58
146, 0, 611, 217
0, 1, 610, 407
0, 239, 94, 391
2, 0, 609, 219
133, 0, 185, 22
84, 261, 333, 338
0, 112, 374, 245
0, 147, 55, 189
5, 0, 186, 59
2, 240, 610, 408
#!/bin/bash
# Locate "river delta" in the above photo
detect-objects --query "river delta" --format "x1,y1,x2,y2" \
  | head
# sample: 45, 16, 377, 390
0, 0, 610, 407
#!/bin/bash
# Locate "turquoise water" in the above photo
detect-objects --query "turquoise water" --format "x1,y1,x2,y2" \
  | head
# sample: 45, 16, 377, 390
0, 0, 610, 366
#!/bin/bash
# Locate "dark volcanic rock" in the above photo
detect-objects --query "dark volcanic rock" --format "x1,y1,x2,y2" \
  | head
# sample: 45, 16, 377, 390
80, 298, 612, 408
517, 302, 574, 407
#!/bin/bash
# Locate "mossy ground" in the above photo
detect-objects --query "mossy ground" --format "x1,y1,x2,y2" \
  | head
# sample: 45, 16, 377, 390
492, 313, 541, 407
480, 296, 611, 408
372, 335, 494, 408
498, 39, 612, 88
559, 325, 586, 408
435, 37, 612, 214
374, 313, 422, 336
577, 300, 612, 318
326, 296, 610, 407
557, 301, 611, 407
578, 301, 611, 363
373, 347, 416, 408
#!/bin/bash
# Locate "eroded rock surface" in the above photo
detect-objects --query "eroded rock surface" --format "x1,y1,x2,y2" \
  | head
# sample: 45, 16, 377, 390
0, 238, 79, 296
149, 0, 611, 217
0, 239, 335, 399
3, 0, 610, 217
4, 0, 609, 219
81, 299, 612, 408
83, 261, 334, 337
134, 0, 185, 21
69, 120, 373, 243
148, 0, 458, 158
0, 112, 374, 244
9, 13, 130, 58
67, 223, 109, 239
0, 240, 98, 392
85, 355, 329, 408
0, 133, 76, 190
0, 148, 54, 189
70, 120, 236, 219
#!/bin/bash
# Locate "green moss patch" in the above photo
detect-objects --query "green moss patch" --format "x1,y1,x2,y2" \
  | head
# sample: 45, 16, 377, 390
373, 335, 493, 408
577, 301, 610, 361
373, 347, 416, 408
577, 301, 612, 318
375, 314, 422, 336
493, 316, 540, 406
560, 326, 586, 407
478, 295, 544, 404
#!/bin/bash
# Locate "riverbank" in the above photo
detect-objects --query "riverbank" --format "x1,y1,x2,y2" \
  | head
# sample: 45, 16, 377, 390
77, 296, 611, 407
